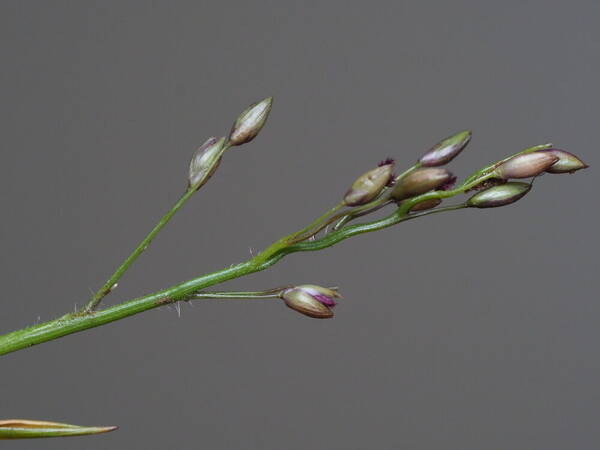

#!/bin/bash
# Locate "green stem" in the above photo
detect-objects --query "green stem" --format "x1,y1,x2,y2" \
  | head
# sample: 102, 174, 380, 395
0, 162, 492, 356
262, 170, 485, 267
0, 261, 259, 356
285, 162, 426, 244
332, 199, 392, 231
290, 202, 344, 239
84, 141, 232, 312
251, 202, 343, 265
83, 187, 197, 312
294, 199, 393, 242
192, 288, 288, 299
193, 286, 338, 300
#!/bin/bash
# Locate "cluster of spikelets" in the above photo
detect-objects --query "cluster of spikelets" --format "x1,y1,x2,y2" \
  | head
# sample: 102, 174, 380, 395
187, 98, 587, 320
345, 133, 587, 210
0, 97, 589, 441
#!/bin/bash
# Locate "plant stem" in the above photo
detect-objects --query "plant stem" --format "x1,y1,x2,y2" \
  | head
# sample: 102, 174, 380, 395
251, 202, 343, 265
332, 200, 392, 231
83, 187, 197, 312
0, 261, 259, 356
192, 288, 288, 299
289, 202, 344, 239
192, 286, 338, 300
267, 197, 471, 264
0, 163, 500, 356
83, 140, 232, 312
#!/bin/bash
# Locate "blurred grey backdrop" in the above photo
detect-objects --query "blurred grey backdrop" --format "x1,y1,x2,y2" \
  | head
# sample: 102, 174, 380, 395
1, 1, 598, 449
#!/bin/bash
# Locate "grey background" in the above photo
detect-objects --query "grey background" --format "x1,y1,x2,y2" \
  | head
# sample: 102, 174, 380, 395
0, 1, 598, 449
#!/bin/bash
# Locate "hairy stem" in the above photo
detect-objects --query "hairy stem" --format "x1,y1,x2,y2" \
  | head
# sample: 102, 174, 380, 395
0, 161, 503, 356
0, 261, 258, 356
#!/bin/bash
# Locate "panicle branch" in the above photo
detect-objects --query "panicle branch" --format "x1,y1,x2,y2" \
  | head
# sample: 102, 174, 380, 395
0, 99, 588, 359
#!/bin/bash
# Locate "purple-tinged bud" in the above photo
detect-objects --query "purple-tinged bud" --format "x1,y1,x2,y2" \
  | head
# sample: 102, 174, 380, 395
467, 182, 531, 208
188, 137, 226, 190
539, 149, 589, 174
438, 174, 457, 191
495, 151, 558, 179
409, 198, 442, 212
419, 130, 472, 167
344, 161, 395, 206
280, 285, 341, 319
391, 168, 454, 201
228, 97, 273, 146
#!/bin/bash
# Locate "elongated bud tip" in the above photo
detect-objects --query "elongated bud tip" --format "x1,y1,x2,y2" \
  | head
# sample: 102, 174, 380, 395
344, 161, 395, 206
188, 137, 226, 190
540, 149, 589, 174
391, 167, 454, 201
467, 181, 531, 208
495, 151, 558, 179
419, 130, 472, 166
228, 97, 273, 146
280, 285, 341, 319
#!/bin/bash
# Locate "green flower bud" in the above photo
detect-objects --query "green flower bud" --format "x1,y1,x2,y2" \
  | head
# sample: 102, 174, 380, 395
419, 130, 472, 167
391, 168, 454, 201
344, 161, 395, 206
495, 151, 558, 179
228, 97, 273, 146
280, 285, 341, 319
542, 149, 589, 174
409, 198, 442, 212
467, 182, 531, 208
188, 137, 226, 190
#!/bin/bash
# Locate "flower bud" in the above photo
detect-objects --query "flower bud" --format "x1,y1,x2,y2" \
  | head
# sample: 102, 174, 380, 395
228, 97, 273, 146
409, 198, 442, 212
419, 130, 472, 167
495, 151, 558, 179
188, 136, 226, 190
540, 149, 588, 174
344, 161, 395, 206
391, 168, 454, 201
467, 182, 531, 208
280, 285, 341, 319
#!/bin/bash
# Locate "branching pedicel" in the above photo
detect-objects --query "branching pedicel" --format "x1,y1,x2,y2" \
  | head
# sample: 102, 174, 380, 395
0, 96, 589, 356
0, 97, 588, 439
